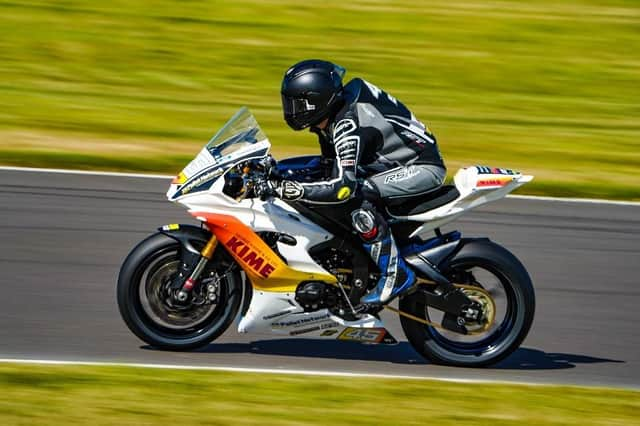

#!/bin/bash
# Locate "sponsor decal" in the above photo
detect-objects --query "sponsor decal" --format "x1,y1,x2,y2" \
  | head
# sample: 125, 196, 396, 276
320, 329, 338, 336
340, 159, 355, 167
383, 166, 420, 184
288, 320, 339, 336
338, 327, 388, 343
225, 236, 276, 278
262, 310, 293, 320
181, 168, 224, 195
289, 326, 321, 336
476, 177, 512, 188
161, 224, 180, 231
271, 314, 331, 329
182, 147, 217, 178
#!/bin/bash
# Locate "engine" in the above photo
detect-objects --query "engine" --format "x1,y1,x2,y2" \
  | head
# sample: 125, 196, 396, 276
295, 281, 339, 312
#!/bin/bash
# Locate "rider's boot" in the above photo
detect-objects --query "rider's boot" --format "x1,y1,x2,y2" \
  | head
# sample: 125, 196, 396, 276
351, 205, 416, 307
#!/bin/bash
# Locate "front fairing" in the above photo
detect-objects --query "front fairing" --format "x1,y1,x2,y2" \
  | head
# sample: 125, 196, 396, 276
167, 107, 270, 201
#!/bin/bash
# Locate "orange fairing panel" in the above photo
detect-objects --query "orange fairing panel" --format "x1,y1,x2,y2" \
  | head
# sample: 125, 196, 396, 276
190, 212, 336, 292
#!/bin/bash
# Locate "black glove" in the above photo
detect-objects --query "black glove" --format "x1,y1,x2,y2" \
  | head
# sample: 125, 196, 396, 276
254, 179, 279, 201
254, 179, 303, 201
279, 180, 304, 201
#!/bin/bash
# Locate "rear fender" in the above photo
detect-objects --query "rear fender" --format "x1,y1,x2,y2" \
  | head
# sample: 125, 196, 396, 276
405, 236, 490, 279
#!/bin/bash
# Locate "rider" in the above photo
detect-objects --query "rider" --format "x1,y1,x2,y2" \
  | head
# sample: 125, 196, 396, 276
272, 59, 446, 307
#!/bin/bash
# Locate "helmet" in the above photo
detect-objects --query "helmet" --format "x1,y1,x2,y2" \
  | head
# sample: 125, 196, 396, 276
281, 59, 346, 130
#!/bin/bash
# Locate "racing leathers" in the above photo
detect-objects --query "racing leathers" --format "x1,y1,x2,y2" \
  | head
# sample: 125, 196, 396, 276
284, 78, 447, 305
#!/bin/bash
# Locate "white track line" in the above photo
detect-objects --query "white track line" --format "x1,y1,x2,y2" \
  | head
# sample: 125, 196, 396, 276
0, 358, 551, 387
1, 165, 639, 206
508, 194, 640, 206
0, 165, 172, 179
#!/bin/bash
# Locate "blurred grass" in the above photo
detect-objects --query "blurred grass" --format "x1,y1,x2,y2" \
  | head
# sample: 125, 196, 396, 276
0, 0, 639, 199
1, 363, 639, 425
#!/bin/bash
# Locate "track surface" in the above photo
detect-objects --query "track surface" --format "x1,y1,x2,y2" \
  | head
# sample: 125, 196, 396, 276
1, 169, 639, 388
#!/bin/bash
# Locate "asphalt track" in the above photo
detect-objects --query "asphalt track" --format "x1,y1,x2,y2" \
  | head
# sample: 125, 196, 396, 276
1, 168, 639, 388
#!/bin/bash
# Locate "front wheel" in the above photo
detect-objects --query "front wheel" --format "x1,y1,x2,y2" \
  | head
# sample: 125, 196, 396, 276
117, 233, 243, 350
399, 240, 535, 367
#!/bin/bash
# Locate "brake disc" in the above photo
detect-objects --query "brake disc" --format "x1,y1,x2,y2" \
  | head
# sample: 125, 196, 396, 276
387, 283, 496, 335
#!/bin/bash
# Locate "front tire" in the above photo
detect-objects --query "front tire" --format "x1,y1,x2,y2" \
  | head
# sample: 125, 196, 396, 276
400, 239, 535, 367
117, 233, 243, 350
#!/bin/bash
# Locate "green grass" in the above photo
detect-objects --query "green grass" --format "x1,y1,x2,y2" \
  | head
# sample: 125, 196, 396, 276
1, 363, 638, 425
0, 0, 639, 199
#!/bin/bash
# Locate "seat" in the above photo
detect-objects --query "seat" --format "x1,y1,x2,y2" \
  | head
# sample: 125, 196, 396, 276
387, 185, 460, 217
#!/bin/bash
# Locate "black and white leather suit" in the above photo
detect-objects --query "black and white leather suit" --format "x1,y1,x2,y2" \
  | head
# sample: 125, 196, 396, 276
287, 78, 447, 304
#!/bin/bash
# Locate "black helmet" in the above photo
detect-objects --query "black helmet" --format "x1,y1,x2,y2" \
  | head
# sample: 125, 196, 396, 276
281, 59, 346, 130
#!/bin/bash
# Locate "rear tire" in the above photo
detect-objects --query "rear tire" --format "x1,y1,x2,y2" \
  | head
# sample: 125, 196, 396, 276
400, 239, 535, 367
117, 233, 243, 350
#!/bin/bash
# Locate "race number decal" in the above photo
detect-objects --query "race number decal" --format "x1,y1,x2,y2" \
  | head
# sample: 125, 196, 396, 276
338, 327, 387, 343
363, 80, 398, 105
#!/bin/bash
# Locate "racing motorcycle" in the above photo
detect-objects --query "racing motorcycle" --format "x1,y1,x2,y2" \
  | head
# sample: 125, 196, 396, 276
117, 107, 535, 367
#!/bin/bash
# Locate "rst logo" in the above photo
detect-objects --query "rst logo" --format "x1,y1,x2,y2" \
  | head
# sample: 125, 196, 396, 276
225, 236, 276, 278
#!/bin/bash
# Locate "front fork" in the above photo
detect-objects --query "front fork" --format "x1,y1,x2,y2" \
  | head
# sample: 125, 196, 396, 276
175, 234, 218, 302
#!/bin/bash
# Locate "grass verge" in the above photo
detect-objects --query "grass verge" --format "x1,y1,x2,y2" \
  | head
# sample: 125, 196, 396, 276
1, 363, 638, 425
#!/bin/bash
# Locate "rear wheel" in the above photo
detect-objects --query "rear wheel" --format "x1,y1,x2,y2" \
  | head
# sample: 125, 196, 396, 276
399, 240, 535, 367
117, 233, 243, 350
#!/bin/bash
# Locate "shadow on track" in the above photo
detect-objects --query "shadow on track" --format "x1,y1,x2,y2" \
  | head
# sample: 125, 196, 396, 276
494, 348, 625, 370
142, 339, 426, 364
198, 339, 428, 365
143, 340, 625, 369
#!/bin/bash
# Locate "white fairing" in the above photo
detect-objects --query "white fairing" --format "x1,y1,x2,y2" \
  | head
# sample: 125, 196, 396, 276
389, 166, 533, 239
174, 175, 388, 337
237, 290, 384, 338
185, 176, 333, 276
166, 108, 533, 341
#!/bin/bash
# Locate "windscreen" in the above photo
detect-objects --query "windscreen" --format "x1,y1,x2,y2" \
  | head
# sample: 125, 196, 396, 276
206, 107, 268, 156
167, 107, 270, 200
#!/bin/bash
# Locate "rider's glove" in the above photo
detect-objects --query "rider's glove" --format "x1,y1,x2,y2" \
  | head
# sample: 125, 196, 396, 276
278, 180, 304, 201
255, 180, 303, 201
254, 179, 279, 201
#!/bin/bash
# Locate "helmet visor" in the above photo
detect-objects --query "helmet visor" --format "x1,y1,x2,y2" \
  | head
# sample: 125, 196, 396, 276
281, 95, 317, 116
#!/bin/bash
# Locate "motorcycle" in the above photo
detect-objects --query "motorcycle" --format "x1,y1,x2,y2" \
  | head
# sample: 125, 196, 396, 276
117, 107, 535, 367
